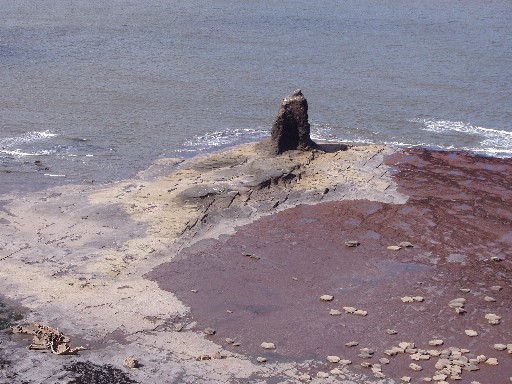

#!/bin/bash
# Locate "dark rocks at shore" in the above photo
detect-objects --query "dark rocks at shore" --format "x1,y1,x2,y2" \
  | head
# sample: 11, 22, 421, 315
270, 89, 317, 155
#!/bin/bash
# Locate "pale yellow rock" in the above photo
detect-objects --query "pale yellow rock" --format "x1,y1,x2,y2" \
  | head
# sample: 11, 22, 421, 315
354, 309, 368, 316
490, 285, 502, 291
330, 368, 342, 375
339, 359, 352, 365
320, 294, 334, 301
476, 355, 487, 363
401, 296, 414, 303
465, 329, 478, 337
343, 306, 356, 313
413, 296, 424, 302
433, 373, 448, 381
316, 371, 329, 378
327, 355, 340, 363
379, 357, 390, 364
429, 339, 444, 346
329, 309, 342, 316
485, 357, 498, 365
494, 343, 507, 351
409, 363, 422, 371
484, 296, 496, 302
260, 342, 276, 349
399, 342, 415, 350
484, 313, 501, 325
388, 245, 402, 251
401, 377, 411, 383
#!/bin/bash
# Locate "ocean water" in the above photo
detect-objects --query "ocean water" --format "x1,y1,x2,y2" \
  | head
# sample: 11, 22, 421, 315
1, 0, 511, 193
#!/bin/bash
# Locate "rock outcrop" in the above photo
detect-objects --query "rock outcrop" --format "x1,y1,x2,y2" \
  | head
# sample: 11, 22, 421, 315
270, 89, 317, 154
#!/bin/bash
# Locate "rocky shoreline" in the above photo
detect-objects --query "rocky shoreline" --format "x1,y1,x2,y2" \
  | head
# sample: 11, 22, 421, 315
0, 140, 510, 383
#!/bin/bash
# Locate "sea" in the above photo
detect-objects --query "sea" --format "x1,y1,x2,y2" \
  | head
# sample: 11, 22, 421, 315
1, 0, 511, 194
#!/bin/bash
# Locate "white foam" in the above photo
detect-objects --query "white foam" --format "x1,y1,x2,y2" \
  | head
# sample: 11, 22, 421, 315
0, 130, 57, 158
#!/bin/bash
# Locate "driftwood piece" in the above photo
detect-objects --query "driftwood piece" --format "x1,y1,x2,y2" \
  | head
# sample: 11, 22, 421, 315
12, 323, 86, 355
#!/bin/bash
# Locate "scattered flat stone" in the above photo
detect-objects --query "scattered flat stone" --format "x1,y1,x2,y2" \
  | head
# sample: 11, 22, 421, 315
459, 288, 471, 293
204, 327, 216, 335
401, 296, 414, 303
490, 285, 502, 291
343, 306, 356, 313
256, 357, 267, 363
374, 371, 386, 379
360, 361, 372, 368
448, 298, 466, 308
399, 342, 415, 350
491, 256, 503, 262
345, 240, 360, 247
298, 373, 311, 382
413, 296, 424, 302
232, 342, 241, 347
384, 347, 401, 356
409, 363, 422, 371
190, 289, 198, 293
123, 357, 139, 369
379, 357, 390, 364
399, 241, 414, 248
387, 245, 402, 251
327, 355, 341, 363
329, 309, 342, 316
354, 309, 368, 316
320, 295, 334, 301
485, 357, 498, 365
386, 329, 398, 335
484, 296, 496, 302
465, 329, 478, 337
493, 343, 507, 351
401, 377, 411, 383
260, 342, 276, 350
433, 373, 448, 381
429, 339, 444, 346
316, 371, 329, 378
476, 355, 487, 363
225, 338, 234, 344
330, 368, 342, 375
339, 359, 352, 365
345, 341, 359, 347
428, 350, 441, 357
484, 313, 501, 325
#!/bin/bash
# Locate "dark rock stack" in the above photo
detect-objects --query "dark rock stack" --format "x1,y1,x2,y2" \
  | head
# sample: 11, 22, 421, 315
270, 89, 317, 155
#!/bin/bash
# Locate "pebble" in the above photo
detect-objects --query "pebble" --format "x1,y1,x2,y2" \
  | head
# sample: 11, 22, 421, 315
256, 357, 267, 363
330, 368, 342, 375
204, 327, 216, 335
298, 373, 311, 382
320, 294, 334, 301
465, 329, 478, 337
484, 313, 501, 325
316, 372, 329, 378
329, 309, 342, 316
401, 296, 414, 303
339, 359, 352, 365
386, 329, 398, 335
409, 363, 422, 371
448, 298, 466, 308
459, 288, 471, 293
327, 355, 341, 363
484, 296, 496, 302
401, 377, 411, 383
379, 357, 390, 364
427, 350, 441, 357
485, 357, 498, 365
123, 357, 139, 369
491, 256, 503, 262
360, 361, 372, 368
490, 285, 502, 291
374, 371, 386, 379
354, 309, 368, 316
174, 323, 183, 332
493, 343, 507, 351
433, 373, 448, 381
225, 338, 234, 344
260, 342, 276, 350
429, 339, 444, 346
343, 306, 356, 313
190, 289, 198, 293
232, 342, 241, 347
387, 245, 402, 251
345, 240, 360, 247
399, 342, 415, 350
399, 241, 414, 248
345, 341, 359, 347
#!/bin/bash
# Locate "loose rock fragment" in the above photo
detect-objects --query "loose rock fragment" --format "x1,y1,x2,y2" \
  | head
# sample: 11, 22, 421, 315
386, 329, 398, 335
490, 285, 502, 291
484, 296, 496, 302
459, 288, 471, 293
339, 359, 352, 365
225, 338, 234, 344
484, 313, 501, 325
485, 357, 498, 365
329, 309, 342, 316
429, 339, 444, 346
387, 245, 402, 251
174, 323, 183, 332
345, 341, 359, 347
433, 373, 448, 381
298, 373, 311, 382
343, 306, 356, 313
399, 342, 415, 350
261, 342, 276, 350
409, 363, 422, 371
448, 298, 466, 308
316, 371, 329, 378
327, 355, 341, 363
256, 357, 267, 363
123, 357, 139, 369
330, 368, 342, 375
399, 241, 414, 248
401, 377, 411, 383
379, 357, 390, 364
345, 240, 360, 247
491, 256, 503, 262
204, 327, 216, 335
401, 296, 414, 303
493, 343, 507, 351
354, 309, 368, 316
465, 329, 478, 337
412, 296, 424, 302
320, 295, 334, 301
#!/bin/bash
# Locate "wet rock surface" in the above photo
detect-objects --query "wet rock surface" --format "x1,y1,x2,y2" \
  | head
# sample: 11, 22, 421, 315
149, 149, 511, 382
